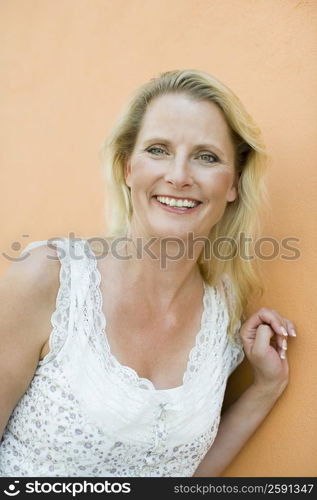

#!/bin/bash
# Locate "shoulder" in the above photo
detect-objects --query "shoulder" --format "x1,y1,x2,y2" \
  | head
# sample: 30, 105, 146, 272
3, 240, 62, 295
0, 239, 72, 344
0, 241, 67, 433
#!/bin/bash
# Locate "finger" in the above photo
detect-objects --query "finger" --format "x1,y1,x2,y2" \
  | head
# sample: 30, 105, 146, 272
271, 309, 289, 334
279, 335, 288, 358
272, 318, 288, 358
253, 325, 287, 361
252, 324, 274, 356
274, 317, 296, 353
245, 308, 289, 338
271, 316, 289, 351
272, 312, 297, 338
279, 343, 288, 361
274, 329, 286, 352
283, 317, 297, 337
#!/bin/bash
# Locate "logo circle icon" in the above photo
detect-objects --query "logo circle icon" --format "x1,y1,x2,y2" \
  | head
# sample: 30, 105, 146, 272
4, 481, 20, 496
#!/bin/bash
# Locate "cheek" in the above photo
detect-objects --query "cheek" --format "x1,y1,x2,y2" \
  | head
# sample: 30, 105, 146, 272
127, 158, 159, 192
204, 171, 234, 199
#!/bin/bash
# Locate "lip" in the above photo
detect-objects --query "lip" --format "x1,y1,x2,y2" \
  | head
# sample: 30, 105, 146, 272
152, 195, 203, 215
153, 194, 202, 203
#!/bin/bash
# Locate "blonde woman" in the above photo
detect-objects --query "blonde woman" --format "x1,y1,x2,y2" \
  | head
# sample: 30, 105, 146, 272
0, 70, 296, 477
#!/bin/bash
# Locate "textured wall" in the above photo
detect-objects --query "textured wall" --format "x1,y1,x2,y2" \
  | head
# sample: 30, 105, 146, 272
1, 0, 316, 476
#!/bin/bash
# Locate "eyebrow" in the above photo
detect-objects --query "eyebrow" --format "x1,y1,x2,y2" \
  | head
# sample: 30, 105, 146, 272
142, 137, 226, 157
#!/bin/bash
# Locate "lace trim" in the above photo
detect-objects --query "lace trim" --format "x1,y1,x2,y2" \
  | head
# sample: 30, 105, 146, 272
183, 284, 216, 385
83, 240, 221, 392
38, 238, 72, 366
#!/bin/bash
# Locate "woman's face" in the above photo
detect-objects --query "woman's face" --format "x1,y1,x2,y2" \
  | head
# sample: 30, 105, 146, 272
125, 93, 238, 240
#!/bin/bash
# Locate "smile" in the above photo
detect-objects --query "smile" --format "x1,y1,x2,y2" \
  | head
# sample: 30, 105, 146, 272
152, 195, 202, 214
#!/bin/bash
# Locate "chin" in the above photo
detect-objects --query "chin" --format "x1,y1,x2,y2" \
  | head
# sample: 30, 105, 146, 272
147, 223, 198, 241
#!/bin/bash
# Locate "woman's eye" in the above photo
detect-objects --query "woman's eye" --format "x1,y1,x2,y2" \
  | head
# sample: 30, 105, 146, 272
198, 153, 218, 163
147, 146, 166, 155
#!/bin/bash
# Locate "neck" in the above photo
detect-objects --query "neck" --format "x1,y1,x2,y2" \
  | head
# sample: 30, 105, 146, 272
110, 227, 207, 311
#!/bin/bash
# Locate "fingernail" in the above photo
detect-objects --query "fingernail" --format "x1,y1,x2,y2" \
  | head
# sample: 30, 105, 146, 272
282, 339, 287, 350
280, 351, 286, 360
290, 329, 297, 337
280, 326, 288, 336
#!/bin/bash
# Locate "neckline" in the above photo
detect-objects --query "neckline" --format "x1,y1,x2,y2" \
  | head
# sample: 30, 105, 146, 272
84, 238, 213, 394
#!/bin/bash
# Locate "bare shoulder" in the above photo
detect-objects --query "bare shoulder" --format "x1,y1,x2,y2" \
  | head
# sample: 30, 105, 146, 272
0, 243, 63, 437
2, 243, 61, 311
0, 243, 63, 351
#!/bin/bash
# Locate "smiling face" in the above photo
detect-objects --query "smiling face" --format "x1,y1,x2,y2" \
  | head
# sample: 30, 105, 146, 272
125, 93, 238, 240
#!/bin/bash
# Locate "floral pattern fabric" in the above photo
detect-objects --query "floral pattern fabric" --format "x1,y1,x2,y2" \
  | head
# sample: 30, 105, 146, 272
0, 238, 244, 477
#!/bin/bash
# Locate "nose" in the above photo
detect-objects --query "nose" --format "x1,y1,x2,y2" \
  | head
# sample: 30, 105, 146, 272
164, 154, 194, 188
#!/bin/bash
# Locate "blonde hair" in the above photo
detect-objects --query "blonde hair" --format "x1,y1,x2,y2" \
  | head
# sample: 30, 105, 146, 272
99, 69, 268, 341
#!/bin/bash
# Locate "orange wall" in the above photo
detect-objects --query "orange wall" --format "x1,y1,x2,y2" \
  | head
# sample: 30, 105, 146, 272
1, 0, 316, 476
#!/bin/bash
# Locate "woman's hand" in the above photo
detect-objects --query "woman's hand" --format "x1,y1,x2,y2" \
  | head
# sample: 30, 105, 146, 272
239, 308, 297, 399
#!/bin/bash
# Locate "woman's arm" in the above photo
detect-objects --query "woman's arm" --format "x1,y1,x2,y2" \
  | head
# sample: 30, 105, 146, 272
194, 308, 297, 477
0, 245, 60, 439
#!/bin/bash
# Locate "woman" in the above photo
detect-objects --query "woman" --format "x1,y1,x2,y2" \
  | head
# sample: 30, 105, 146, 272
0, 69, 296, 477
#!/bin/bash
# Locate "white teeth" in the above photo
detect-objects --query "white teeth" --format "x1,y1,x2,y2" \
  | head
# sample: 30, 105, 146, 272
156, 196, 199, 208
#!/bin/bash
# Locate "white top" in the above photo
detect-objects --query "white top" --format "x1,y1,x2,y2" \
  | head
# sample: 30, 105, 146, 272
0, 237, 244, 477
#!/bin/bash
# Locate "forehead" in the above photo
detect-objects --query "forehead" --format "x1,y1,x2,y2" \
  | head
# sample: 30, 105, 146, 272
137, 93, 234, 149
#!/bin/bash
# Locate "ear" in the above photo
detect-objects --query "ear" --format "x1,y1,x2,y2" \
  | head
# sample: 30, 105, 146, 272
125, 159, 131, 188
227, 186, 237, 202
227, 173, 239, 202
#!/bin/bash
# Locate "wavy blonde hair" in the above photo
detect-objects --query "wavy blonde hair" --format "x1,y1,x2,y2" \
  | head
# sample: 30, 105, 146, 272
99, 69, 268, 341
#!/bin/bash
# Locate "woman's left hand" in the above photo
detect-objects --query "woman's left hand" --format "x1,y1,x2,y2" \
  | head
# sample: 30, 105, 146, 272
239, 307, 297, 398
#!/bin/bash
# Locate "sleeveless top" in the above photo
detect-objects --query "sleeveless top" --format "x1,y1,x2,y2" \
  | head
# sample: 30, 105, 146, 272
0, 237, 245, 477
